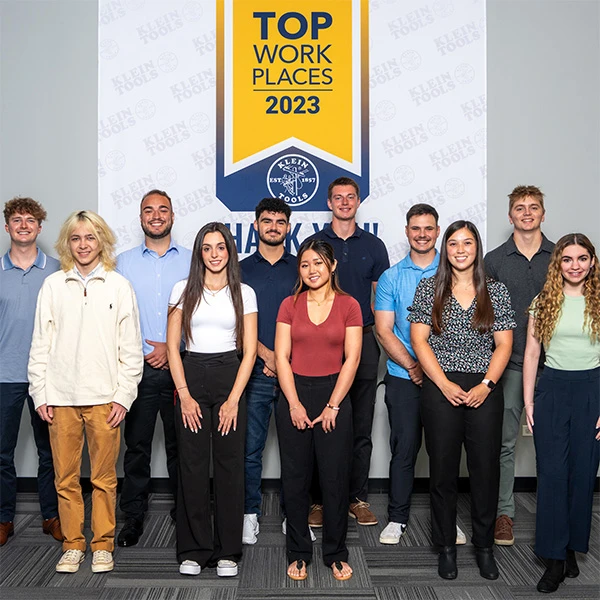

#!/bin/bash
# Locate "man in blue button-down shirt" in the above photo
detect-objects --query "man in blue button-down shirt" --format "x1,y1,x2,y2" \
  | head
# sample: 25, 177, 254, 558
116, 190, 191, 547
374, 204, 440, 545
0, 197, 61, 546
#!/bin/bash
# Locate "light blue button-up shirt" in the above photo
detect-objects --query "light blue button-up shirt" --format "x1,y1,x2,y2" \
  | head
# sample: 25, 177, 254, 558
117, 241, 191, 356
374, 251, 439, 379
0, 249, 60, 382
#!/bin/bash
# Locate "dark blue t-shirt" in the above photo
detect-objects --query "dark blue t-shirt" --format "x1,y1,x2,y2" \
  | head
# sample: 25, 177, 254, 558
240, 250, 298, 351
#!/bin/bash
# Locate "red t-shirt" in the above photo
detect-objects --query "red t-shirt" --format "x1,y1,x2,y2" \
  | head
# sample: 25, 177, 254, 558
276, 292, 363, 376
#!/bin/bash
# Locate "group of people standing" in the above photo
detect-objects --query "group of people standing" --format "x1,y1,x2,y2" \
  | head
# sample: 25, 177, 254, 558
0, 181, 598, 593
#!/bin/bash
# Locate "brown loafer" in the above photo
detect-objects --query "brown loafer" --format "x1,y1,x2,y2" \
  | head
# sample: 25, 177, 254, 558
43, 517, 64, 542
0, 521, 14, 546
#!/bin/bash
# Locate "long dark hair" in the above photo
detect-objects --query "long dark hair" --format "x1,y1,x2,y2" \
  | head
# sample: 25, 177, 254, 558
177, 222, 245, 349
293, 239, 347, 302
432, 220, 494, 335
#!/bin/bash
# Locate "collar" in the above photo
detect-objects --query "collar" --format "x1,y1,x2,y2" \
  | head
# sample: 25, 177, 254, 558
505, 233, 554, 256
322, 222, 363, 240
402, 250, 440, 271
69, 263, 106, 283
252, 248, 294, 265
141, 239, 179, 256
1, 248, 46, 271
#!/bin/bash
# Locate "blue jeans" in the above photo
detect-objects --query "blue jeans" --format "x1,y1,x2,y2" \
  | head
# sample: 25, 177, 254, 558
244, 360, 281, 516
0, 383, 58, 522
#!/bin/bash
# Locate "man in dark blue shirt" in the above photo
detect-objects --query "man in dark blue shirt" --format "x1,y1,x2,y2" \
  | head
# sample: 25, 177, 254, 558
240, 198, 298, 544
305, 177, 390, 526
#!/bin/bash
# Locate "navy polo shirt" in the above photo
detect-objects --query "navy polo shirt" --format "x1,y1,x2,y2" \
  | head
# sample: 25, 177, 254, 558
306, 224, 390, 327
0, 249, 60, 383
240, 250, 298, 351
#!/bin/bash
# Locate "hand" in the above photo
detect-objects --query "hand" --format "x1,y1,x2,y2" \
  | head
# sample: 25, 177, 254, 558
525, 403, 534, 434
262, 350, 277, 377
144, 340, 169, 369
36, 404, 54, 423
262, 364, 276, 378
440, 380, 469, 407
289, 403, 312, 430
106, 402, 127, 428
311, 405, 338, 432
464, 383, 491, 408
180, 392, 202, 432
406, 363, 423, 386
595, 416, 600, 441
218, 398, 239, 436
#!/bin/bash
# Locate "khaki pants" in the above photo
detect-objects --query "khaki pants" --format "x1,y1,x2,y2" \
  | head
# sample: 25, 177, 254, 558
48, 404, 120, 552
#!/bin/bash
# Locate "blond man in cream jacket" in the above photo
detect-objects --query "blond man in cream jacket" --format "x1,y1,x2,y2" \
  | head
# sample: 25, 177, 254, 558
29, 211, 143, 575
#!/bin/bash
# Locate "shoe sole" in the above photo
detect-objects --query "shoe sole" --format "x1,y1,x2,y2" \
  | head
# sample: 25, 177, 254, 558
308, 522, 322, 528
494, 538, 514, 546
242, 536, 257, 545
456, 538, 467, 545
56, 558, 85, 574
348, 512, 378, 526
92, 562, 114, 573
179, 565, 201, 576
379, 536, 400, 544
217, 566, 238, 577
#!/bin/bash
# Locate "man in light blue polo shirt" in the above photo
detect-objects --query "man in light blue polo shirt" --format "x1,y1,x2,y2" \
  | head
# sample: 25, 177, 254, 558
0, 197, 61, 546
374, 204, 442, 545
116, 189, 191, 547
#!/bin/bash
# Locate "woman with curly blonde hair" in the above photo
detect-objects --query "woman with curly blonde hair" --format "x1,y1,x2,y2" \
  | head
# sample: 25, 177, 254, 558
523, 233, 600, 594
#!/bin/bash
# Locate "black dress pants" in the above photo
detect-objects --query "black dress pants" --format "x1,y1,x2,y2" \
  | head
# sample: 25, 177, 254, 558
421, 372, 503, 548
277, 373, 352, 566
175, 351, 246, 567
120, 362, 178, 520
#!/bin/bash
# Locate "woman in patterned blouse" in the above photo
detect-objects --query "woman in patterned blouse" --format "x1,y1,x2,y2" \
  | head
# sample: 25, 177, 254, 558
409, 220, 515, 581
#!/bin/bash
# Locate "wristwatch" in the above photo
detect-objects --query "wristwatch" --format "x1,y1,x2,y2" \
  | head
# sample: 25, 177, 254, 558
482, 378, 496, 391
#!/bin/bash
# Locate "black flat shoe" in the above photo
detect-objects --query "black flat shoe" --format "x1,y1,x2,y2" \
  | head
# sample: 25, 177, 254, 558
438, 545, 457, 580
117, 517, 144, 547
537, 559, 565, 593
565, 550, 579, 578
475, 547, 499, 580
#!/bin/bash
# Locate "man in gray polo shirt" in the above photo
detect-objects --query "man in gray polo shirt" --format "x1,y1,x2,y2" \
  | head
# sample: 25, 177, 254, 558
484, 185, 554, 546
0, 197, 62, 545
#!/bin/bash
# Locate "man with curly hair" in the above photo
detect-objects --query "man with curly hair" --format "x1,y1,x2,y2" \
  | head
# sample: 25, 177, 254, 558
0, 197, 61, 546
484, 185, 554, 546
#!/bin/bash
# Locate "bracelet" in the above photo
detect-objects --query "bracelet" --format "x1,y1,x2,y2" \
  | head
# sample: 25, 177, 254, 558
326, 403, 340, 411
177, 385, 188, 391
289, 405, 299, 413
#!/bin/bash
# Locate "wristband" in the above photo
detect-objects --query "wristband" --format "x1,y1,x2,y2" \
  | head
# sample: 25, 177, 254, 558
326, 403, 340, 411
289, 405, 299, 413
177, 385, 188, 391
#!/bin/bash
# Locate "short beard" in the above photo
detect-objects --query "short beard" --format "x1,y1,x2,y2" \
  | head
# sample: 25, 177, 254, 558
259, 232, 286, 247
142, 223, 172, 240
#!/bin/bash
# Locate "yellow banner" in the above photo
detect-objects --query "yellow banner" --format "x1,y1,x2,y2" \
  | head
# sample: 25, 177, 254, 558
228, 1, 356, 163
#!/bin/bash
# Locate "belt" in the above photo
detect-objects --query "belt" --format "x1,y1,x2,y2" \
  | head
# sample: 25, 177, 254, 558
363, 325, 373, 335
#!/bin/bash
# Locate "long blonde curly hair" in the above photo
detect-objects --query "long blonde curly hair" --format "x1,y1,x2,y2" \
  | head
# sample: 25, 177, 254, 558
532, 233, 600, 345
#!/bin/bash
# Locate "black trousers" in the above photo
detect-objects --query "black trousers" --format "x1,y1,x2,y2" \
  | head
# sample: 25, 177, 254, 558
277, 374, 352, 566
175, 351, 245, 567
120, 362, 178, 520
534, 366, 600, 560
421, 372, 503, 548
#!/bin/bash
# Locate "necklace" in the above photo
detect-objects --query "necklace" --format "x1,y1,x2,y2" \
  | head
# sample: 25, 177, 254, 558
308, 292, 333, 306
204, 284, 227, 297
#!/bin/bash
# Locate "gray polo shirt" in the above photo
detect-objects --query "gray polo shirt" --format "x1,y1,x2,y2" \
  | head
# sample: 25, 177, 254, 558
484, 234, 554, 371
0, 249, 60, 383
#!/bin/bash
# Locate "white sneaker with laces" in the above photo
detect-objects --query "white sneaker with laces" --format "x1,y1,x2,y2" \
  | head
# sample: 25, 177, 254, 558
281, 517, 317, 542
379, 521, 407, 544
217, 559, 238, 577
179, 560, 201, 575
56, 549, 85, 573
242, 513, 259, 545
456, 525, 467, 545
91, 550, 114, 573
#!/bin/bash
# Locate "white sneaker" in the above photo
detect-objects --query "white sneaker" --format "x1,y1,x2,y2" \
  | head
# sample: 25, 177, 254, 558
217, 559, 238, 577
379, 522, 407, 544
456, 525, 467, 545
242, 513, 259, 545
56, 549, 85, 573
179, 560, 201, 576
282, 517, 317, 542
91, 550, 114, 573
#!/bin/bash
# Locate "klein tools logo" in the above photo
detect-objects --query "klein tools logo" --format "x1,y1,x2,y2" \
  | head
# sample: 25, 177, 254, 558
267, 154, 319, 207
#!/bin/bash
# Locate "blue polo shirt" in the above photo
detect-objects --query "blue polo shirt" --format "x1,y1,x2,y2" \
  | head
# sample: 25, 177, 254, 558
117, 241, 191, 356
375, 251, 440, 379
0, 249, 60, 383
306, 224, 390, 326
241, 249, 297, 351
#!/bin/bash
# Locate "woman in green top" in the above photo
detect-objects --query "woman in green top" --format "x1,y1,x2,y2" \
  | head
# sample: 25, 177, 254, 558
523, 233, 600, 594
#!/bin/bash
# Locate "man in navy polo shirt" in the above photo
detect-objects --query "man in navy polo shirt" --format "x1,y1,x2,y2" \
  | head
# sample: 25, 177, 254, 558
0, 197, 61, 546
116, 189, 191, 547
240, 198, 298, 544
305, 177, 389, 526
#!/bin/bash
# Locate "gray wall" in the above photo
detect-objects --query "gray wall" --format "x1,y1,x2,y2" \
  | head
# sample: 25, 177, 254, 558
2, 0, 599, 478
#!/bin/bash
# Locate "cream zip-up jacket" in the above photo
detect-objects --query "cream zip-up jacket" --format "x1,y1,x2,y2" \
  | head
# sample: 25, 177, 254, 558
28, 266, 143, 410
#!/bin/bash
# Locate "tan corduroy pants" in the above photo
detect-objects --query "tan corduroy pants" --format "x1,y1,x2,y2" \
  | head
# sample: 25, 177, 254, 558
48, 404, 120, 552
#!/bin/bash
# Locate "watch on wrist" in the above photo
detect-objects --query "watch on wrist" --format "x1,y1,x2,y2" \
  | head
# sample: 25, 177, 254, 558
482, 378, 496, 391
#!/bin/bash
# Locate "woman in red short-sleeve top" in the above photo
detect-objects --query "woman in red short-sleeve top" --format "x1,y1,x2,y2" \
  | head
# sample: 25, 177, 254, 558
275, 239, 362, 582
